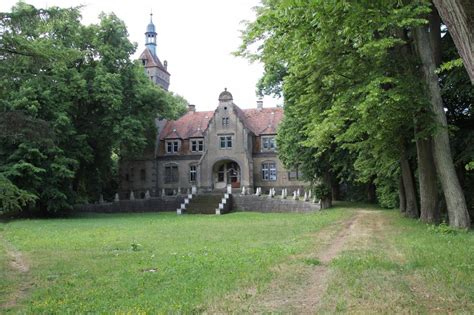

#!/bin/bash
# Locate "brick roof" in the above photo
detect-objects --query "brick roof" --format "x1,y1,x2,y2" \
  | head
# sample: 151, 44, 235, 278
159, 105, 283, 140
139, 48, 169, 75
237, 107, 283, 135
159, 111, 214, 140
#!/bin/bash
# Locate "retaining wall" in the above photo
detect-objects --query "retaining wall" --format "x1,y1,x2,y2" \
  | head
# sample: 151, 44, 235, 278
232, 195, 320, 213
74, 197, 184, 213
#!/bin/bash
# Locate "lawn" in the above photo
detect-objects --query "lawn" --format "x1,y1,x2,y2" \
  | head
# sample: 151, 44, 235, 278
317, 210, 474, 313
0, 208, 351, 313
2, 205, 473, 313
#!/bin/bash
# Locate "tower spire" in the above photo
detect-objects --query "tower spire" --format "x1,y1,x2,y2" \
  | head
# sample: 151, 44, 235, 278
145, 11, 157, 56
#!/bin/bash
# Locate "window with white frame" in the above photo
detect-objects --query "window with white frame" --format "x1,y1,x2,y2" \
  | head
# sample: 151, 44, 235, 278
191, 139, 204, 152
219, 135, 232, 149
262, 136, 276, 151
262, 161, 277, 181
166, 140, 180, 153
164, 165, 179, 183
189, 165, 197, 182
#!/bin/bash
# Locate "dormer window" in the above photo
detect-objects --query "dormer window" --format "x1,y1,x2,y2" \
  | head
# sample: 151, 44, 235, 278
262, 136, 276, 151
166, 140, 180, 153
142, 59, 146, 66
191, 139, 204, 152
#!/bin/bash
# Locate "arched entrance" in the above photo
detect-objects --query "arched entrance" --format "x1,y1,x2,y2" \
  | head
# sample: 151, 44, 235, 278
212, 160, 241, 190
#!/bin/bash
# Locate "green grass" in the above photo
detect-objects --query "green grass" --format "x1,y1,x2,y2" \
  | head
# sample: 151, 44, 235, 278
318, 210, 474, 313
3, 205, 473, 313
0, 209, 351, 313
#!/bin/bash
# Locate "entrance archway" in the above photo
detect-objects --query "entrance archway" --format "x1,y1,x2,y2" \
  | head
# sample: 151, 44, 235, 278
212, 160, 241, 190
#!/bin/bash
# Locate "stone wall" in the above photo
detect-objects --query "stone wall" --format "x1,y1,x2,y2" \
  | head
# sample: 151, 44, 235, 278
232, 195, 320, 213
74, 197, 183, 213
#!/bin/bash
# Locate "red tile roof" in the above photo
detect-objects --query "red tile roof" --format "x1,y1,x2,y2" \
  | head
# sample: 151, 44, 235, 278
139, 48, 170, 75
159, 111, 214, 140
238, 107, 283, 135
159, 105, 283, 140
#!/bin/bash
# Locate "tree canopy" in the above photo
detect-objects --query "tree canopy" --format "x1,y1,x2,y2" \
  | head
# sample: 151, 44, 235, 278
238, 0, 473, 227
0, 3, 186, 215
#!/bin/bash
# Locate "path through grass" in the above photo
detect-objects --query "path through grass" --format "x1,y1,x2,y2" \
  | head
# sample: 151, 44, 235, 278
2, 205, 473, 313
0, 208, 351, 313
229, 205, 474, 313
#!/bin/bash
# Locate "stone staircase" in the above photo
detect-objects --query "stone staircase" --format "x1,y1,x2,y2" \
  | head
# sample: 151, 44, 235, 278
185, 194, 222, 214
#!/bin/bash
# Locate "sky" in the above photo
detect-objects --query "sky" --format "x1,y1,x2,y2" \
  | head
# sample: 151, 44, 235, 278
1, 0, 282, 111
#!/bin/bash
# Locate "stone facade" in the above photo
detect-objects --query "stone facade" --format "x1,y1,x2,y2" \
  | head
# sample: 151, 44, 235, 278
118, 17, 305, 199
232, 195, 320, 213
74, 196, 184, 213
119, 89, 305, 198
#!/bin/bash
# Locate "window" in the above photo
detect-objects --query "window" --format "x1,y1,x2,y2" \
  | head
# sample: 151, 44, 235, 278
140, 169, 146, 181
262, 136, 276, 151
262, 161, 277, 181
222, 117, 229, 127
189, 165, 197, 182
191, 139, 204, 152
164, 165, 179, 183
288, 167, 303, 181
219, 135, 232, 149
166, 140, 180, 153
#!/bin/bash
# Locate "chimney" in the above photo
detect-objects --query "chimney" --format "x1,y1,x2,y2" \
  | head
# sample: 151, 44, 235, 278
164, 60, 168, 70
188, 104, 196, 112
257, 97, 263, 110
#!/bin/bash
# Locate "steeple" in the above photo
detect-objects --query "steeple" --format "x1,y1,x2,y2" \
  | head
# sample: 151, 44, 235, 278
145, 12, 157, 56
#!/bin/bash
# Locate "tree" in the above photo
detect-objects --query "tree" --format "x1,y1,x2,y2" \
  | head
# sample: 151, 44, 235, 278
0, 3, 185, 215
239, 0, 473, 228
413, 7, 471, 228
238, 0, 434, 211
432, 0, 474, 83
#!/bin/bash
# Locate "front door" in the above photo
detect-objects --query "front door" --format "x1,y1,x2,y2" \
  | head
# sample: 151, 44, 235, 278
227, 167, 240, 188
214, 161, 240, 189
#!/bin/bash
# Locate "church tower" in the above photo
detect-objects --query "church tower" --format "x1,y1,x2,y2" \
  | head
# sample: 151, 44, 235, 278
145, 13, 157, 56
139, 13, 170, 91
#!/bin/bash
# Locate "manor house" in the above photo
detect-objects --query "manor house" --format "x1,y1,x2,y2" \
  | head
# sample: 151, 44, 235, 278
118, 16, 304, 198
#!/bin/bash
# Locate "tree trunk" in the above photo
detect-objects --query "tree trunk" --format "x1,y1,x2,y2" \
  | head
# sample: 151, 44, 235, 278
416, 136, 440, 224
331, 181, 340, 201
432, 0, 474, 84
399, 176, 407, 213
400, 150, 419, 218
366, 182, 377, 203
414, 17, 471, 228
321, 171, 333, 209
321, 198, 332, 209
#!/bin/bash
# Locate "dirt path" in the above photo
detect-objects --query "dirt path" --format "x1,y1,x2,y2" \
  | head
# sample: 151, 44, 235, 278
0, 236, 31, 310
231, 210, 388, 313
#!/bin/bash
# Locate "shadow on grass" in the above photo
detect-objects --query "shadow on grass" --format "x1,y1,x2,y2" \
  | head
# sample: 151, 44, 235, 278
331, 201, 392, 211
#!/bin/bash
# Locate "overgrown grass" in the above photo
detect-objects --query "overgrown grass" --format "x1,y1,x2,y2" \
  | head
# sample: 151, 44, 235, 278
319, 210, 474, 313
0, 209, 350, 313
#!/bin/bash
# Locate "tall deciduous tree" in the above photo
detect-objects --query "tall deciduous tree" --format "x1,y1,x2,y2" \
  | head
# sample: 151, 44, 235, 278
432, 0, 474, 83
413, 10, 471, 228
0, 3, 186, 215
239, 0, 471, 227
